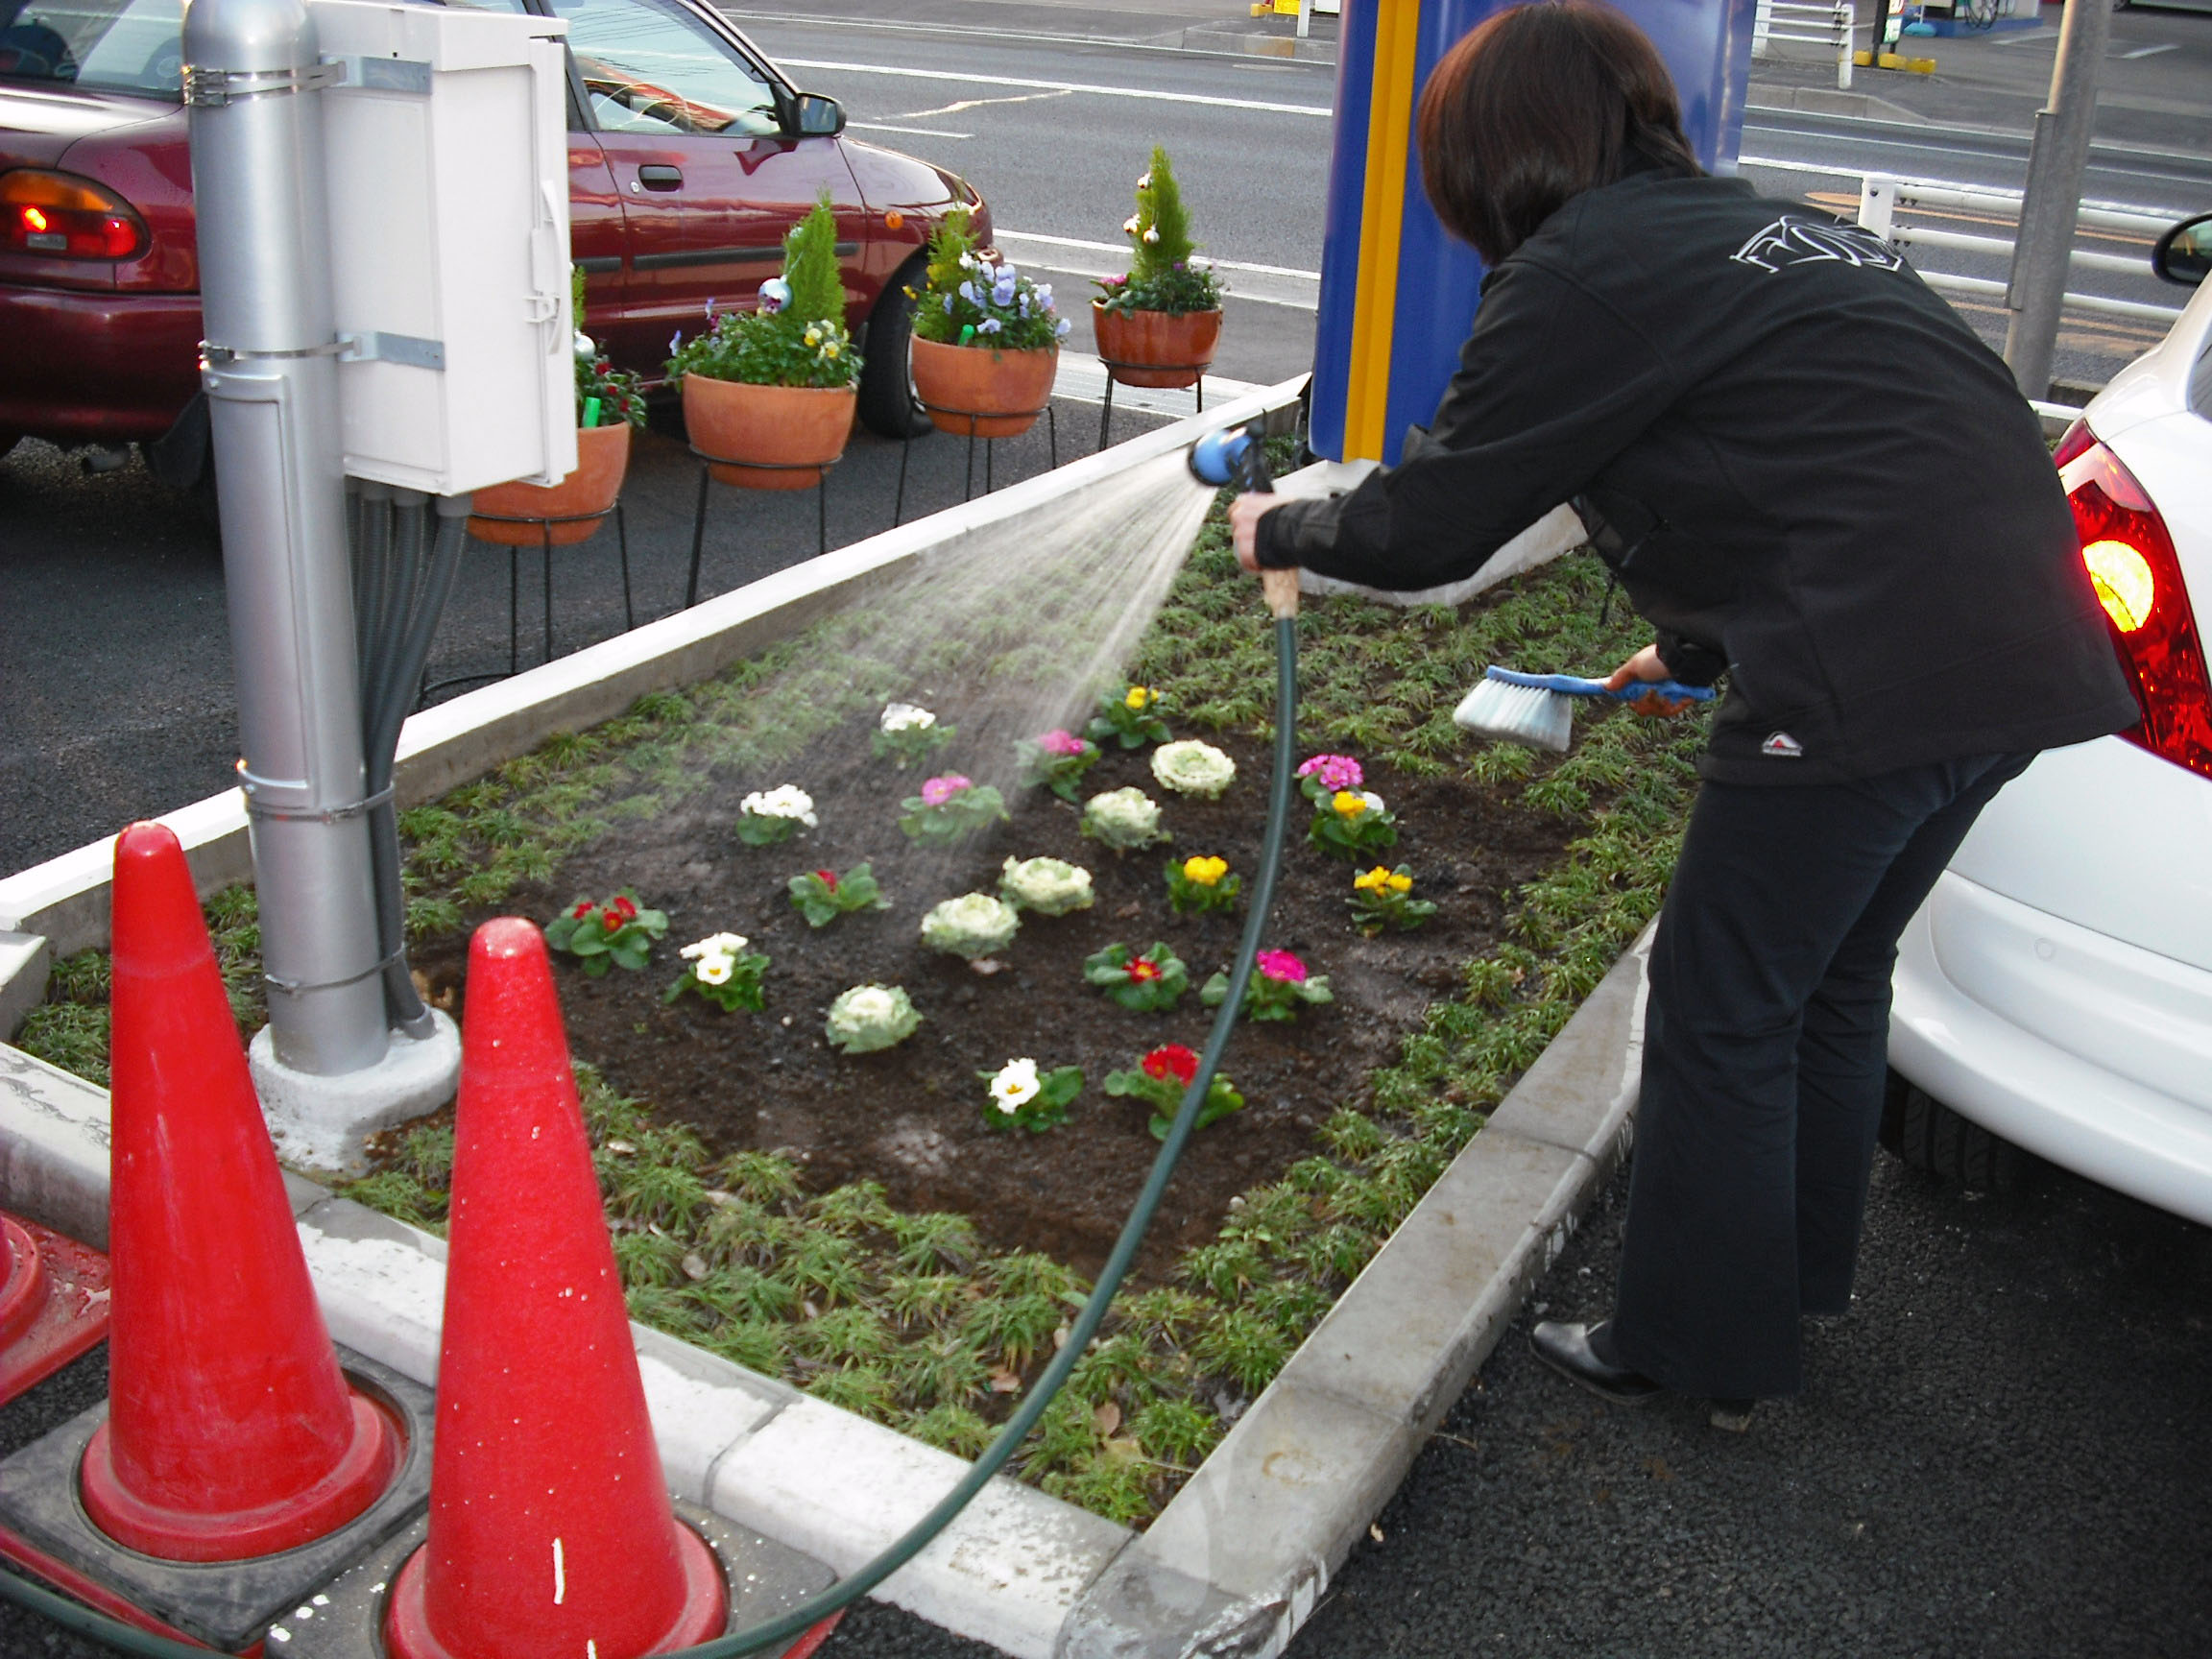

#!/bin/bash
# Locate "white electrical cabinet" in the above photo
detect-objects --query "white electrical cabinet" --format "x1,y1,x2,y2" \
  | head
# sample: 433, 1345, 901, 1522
311, 0, 575, 494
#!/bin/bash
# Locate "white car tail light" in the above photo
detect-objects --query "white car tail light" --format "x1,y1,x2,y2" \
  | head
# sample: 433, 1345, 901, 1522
2056, 420, 2212, 781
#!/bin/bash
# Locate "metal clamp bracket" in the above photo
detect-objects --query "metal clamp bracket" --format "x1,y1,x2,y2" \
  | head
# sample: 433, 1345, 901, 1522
322, 55, 434, 97
337, 332, 446, 372
182, 61, 342, 107
236, 764, 397, 826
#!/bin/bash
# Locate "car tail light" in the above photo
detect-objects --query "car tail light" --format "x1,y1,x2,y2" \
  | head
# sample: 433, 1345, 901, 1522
2059, 426, 2212, 780
1, 169, 149, 261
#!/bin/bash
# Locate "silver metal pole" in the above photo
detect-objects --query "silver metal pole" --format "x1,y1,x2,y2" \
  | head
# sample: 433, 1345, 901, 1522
186, 0, 389, 1075
2002, 0, 2113, 400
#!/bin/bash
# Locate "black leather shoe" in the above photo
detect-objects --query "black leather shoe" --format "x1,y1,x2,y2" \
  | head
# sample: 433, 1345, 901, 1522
1529, 1319, 1665, 1406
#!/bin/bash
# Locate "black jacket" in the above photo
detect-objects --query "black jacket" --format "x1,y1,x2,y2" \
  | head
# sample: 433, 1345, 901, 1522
1258, 171, 2138, 783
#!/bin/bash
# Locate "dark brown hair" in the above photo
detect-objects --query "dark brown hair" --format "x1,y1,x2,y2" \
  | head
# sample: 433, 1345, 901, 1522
1415, 1, 1702, 264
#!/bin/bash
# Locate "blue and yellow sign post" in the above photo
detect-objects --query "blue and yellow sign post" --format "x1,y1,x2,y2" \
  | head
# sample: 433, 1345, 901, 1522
1310, 0, 1758, 466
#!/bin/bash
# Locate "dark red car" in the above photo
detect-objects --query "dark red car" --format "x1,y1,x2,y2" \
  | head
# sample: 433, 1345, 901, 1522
0, 0, 986, 478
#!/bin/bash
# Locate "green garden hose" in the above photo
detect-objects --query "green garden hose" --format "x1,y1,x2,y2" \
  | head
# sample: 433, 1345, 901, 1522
0, 438, 1300, 1658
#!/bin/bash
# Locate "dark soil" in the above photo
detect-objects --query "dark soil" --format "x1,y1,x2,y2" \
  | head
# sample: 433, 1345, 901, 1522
409, 723, 1580, 1285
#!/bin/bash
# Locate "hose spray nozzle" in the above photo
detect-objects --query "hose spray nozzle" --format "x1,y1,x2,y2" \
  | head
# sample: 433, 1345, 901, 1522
1188, 421, 1273, 494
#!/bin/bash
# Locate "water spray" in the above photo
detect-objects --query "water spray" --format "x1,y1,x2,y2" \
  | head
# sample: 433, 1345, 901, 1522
0, 428, 1308, 1658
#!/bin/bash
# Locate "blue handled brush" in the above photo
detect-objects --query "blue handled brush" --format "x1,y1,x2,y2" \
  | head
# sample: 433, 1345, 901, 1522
1452, 666, 1717, 753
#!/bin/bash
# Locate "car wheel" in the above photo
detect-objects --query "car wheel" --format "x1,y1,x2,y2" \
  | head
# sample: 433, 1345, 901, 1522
856, 257, 932, 440
1879, 1070, 2023, 1192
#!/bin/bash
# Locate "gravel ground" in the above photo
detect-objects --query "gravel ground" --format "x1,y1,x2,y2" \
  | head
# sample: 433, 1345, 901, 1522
4, 1144, 2203, 1657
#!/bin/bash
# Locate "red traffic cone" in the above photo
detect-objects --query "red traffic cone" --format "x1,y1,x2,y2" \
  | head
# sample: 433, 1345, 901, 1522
79, 822, 400, 1562
383, 917, 726, 1659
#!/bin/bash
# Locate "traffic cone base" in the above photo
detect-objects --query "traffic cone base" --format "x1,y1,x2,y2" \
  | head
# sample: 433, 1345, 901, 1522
383, 1517, 727, 1659
81, 1392, 401, 1564
0, 1214, 112, 1409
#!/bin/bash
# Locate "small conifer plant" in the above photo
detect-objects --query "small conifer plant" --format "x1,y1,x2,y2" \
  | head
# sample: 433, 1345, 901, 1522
1097, 148, 1222, 316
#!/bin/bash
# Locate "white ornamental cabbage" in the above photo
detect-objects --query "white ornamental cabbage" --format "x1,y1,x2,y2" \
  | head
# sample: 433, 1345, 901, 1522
919, 893, 1022, 960
880, 702, 937, 733
741, 784, 817, 826
826, 984, 921, 1054
998, 855, 1094, 917
1082, 786, 1167, 852
1150, 740, 1238, 800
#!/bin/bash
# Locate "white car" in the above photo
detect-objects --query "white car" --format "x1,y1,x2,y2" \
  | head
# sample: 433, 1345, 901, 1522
1885, 211, 2212, 1226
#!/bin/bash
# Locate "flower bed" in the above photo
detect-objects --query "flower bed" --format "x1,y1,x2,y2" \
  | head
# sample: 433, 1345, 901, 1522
16, 498, 1705, 1524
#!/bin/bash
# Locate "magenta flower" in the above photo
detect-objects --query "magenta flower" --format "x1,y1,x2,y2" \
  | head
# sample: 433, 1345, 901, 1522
921, 773, 973, 807
1037, 729, 1087, 757
1255, 950, 1308, 984
1297, 754, 1364, 792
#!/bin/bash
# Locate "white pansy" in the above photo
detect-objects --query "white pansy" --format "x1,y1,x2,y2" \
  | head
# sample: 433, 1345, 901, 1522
1150, 740, 1238, 800
880, 702, 937, 733
989, 1058, 1042, 1114
741, 784, 817, 826
920, 893, 1021, 960
999, 855, 1094, 917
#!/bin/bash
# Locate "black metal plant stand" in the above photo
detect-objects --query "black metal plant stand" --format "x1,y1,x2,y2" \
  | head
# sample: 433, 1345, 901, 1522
419, 501, 631, 702
1096, 359, 1208, 452
894, 401, 1058, 526
685, 445, 836, 609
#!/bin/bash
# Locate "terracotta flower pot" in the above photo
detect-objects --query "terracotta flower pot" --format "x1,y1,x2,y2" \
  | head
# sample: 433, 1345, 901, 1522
468, 421, 631, 546
681, 374, 855, 490
909, 337, 1058, 439
1091, 304, 1222, 391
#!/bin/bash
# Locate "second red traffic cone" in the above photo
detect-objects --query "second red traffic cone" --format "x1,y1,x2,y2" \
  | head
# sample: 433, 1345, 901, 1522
383, 917, 726, 1659
82, 821, 400, 1561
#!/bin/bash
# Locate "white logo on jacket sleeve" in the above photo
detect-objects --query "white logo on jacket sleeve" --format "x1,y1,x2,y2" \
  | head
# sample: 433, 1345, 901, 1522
1731, 216, 1905, 275
1762, 732, 1805, 758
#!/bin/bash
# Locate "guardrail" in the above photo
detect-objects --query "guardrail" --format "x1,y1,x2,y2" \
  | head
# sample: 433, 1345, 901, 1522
1856, 172, 2187, 325
1752, 0, 1856, 89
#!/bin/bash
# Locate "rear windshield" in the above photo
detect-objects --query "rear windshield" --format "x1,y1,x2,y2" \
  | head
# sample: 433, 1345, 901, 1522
0, 0, 185, 100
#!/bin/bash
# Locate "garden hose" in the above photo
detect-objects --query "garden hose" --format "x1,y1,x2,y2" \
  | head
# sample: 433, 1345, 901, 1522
0, 445, 1300, 1659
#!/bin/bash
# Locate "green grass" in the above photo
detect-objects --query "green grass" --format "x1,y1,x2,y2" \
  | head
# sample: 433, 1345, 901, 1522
12, 485, 1704, 1527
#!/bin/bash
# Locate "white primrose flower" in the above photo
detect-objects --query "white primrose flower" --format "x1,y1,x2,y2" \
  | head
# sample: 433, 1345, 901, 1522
1150, 740, 1238, 801
1358, 789, 1386, 816
826, 983, 921, 1054
741, 785, 817, 826
1082, 786, 1166, 851
880, 702, 936, 733
989, 1058, 1042, 1115
999, 855, 1094, 917
682, 931, 747, 984
920, 892, 1021, 960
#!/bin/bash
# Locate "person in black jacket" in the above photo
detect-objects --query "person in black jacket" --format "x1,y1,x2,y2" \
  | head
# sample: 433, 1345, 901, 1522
1233, 0, 2135, 1426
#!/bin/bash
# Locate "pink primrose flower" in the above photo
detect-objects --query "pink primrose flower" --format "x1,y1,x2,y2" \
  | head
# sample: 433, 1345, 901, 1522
1296, 754, 1364, 791
921, 774, 972, 807
1255, 950, 1308, 984
1038, 729, 1087, 757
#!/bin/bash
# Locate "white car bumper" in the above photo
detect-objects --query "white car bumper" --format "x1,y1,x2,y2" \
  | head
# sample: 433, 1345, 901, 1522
1889, 871, 2212, 1227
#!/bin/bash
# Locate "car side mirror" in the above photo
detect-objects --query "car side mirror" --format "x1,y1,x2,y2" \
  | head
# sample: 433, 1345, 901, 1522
2151, 212, 2210, 289
792, 93, 844, 137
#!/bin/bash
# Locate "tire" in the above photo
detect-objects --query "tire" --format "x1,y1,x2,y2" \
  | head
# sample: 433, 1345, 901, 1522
856, 257, 933, 440
1880, 1070, 2023, 1193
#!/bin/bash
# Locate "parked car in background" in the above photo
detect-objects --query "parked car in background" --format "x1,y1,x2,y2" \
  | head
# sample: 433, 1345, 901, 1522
0, 0, 985, 478
1885, 211, 2212, 1227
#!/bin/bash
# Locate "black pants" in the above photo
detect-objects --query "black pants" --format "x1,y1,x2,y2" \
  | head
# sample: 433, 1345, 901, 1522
1607, 750, 2035, 1401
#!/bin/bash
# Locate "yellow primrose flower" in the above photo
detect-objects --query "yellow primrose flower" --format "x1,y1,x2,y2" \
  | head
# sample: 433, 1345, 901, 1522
1387, 871, 1413, 894
1354, 866, 1391, 894
1333, 790, 1367, 818
1183, 855, 1228, 886
1125, 685, 1153, 710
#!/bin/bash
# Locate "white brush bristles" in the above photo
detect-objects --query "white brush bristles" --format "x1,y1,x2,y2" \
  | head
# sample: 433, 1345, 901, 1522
1452, 677, 1574, 753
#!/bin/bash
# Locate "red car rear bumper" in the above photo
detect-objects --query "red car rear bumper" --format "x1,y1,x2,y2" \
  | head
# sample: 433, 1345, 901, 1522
0, 286, 202, 444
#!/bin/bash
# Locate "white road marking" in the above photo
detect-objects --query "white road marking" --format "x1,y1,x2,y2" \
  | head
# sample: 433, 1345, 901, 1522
849, 122, 973, 139
773, 57, 1332, 117
893, 89, 1072, 119
2119, 42, 2177, 60
998, 228, 1319, 282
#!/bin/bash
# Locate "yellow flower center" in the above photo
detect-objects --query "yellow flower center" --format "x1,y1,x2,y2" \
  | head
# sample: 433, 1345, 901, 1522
1333, 790, 1366, 818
